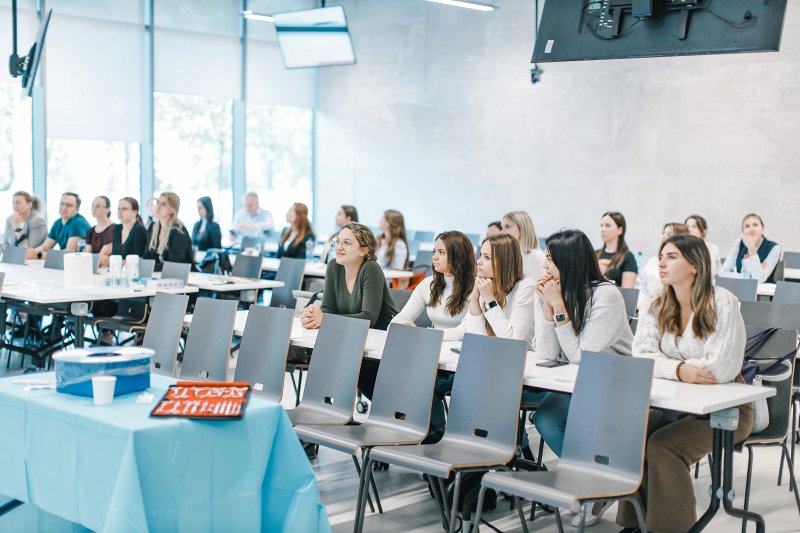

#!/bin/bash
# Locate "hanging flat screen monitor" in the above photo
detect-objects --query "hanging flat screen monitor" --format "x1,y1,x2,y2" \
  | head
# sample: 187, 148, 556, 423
532, 0, 787, 63
22, 9, 53, 96
273, 6, 356, 69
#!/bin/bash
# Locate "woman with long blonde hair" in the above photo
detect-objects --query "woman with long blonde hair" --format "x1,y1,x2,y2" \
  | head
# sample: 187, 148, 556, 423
375, 209, 409, 270
502, 210, 545, 279
616, 234, 750, 533
143, 192, 193, 269
453, 233, 536, 349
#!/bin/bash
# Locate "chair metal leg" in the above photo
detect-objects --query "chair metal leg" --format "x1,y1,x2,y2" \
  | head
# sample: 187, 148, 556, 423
742, 445, 754, 533
513, 496, 530, 533
625, 495, 648, 533
354, 458, 374, 533
351, 455, 375, 514
553, 507, 565, 533
473, 486, 487, 533
449, 471, 462, 533
779, 437, 787, 488
576, 502, 586, 533
296, 369, 304, 407
362, 449, 383, 513
782, 445, 800, 515
431, 476, 451, 531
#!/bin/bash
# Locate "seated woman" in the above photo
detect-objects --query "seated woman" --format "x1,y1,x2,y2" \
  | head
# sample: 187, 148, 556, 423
531, 229, 633, 528
4, 191, 47, 249
637, 222, 689, 311
720, 213, 781, 283
142, 192, 194, 270
299, 223, 398, 399
453, 233, 536, 349
85, 196, 115, 253
617, 234, 750, 533
191, 196, 222, 251
99, 197, 148, 267
685, 214, 721, 276
277, 202, 315, 259
322, 205, 358, 263
502, 210, 545, 279
596, 211, 638, 288
375, 209, 409, 271
392, 231, 476, 436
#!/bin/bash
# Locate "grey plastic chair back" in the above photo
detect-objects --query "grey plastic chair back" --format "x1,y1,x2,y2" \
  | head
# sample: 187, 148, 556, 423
773, 260, 785, 282
784, 252, 800, 269
43, 249, 72, 269
389, 288, 432, 328
240, 235, 263, 252
307, 280, 325, 293
413, 250, 433, 268
142, 291, 190, 375
2, 246, 26, 264
232, 305, 294, 403
161, 261, 191, 284
715, 277, 758, 302
139, 258, 156, 278
561, 352, 654, 483
270, 257, 305, 309
90, 253, 100, 273
368, 324, 444, 435
231, 253, 262, 280
444, 334, 527, 451
466, 233, 481, 249
408, 240, 421, 259
740, 301, 800, 331
618, 287, 639, 318
414, 231, 435, 244
294, 314, 370, 420
179, 297, 237, 381
773, 281, 800, 305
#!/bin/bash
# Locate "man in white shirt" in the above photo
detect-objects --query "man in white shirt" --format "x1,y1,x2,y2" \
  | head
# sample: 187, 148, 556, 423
230, 191, 274, 242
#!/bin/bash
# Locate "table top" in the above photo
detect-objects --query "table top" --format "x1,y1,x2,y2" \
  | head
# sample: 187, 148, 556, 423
784, 267, 800, 281
191, 310, 774, 417
0, 263, 198, 304
185, 272, 283, 292
758, 283, 775, 297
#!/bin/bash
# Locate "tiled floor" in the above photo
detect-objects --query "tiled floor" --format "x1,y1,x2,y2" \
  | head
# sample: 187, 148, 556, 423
1, 358, 798, 533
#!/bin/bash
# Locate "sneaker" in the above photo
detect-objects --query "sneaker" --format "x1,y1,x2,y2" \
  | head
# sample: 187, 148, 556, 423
571, 501, 612, 528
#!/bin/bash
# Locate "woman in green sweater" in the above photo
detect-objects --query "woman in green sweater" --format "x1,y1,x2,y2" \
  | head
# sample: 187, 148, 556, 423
300, 222, 397, 330
300, 222, 398, 401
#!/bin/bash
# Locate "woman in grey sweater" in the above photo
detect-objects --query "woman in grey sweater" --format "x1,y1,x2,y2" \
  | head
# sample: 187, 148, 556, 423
4, 191, 47, 249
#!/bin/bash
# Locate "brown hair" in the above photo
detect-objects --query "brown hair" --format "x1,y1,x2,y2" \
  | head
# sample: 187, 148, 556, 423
596, 211, 630, 272
664, 222, 689, 237
120, 197, 144, 226
741, 213, 764, 230
652, 235, 717, 338
429, 231, 476, 316
481, 234, 524, 336
13, 191, 40, 212
376, 209, 409, 269
340, 222, 377, 262
281, 202, 315, 247
341, 205, 358, 223
684, 214, 708, 238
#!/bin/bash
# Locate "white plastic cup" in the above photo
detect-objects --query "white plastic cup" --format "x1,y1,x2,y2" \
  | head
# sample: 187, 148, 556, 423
92, 375, 117, 406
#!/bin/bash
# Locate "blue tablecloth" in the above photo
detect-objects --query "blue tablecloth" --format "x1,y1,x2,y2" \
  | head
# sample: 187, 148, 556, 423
0, 373, 331, 533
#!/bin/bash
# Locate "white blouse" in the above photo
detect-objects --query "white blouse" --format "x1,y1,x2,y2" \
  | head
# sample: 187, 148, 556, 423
376, 239, 408, 270
522, 248, 546, 280
391, 275, 468, 341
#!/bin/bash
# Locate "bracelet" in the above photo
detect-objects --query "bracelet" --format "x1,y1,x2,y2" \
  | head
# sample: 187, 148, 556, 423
676, 361, 685, 381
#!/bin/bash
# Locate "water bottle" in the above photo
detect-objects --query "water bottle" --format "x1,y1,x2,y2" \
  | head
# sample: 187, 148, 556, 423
109, 255, 123, 287
635, 250, 645, 272
77, 239, 86, 253
120, 265, 129, 287
741, 261, 751, 280
127, 254, 140, 282
305, 239, 315, 262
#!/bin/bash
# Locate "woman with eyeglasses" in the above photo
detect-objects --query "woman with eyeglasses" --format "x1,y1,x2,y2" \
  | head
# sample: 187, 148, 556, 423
98, 197, 147, 267
300, 223, 398, 401
85, 196, 115, 253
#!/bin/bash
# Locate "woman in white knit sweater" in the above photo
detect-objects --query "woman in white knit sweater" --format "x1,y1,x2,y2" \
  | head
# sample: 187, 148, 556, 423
501, 210, 545, 280
616, 234, 751, 533
393, 231, 476, 436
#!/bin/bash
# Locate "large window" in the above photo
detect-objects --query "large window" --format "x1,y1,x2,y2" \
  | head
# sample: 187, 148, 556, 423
154, 92, 233, 235
45, 139, 140, 225
246, 104, 313, 234
0, 83, 33, 217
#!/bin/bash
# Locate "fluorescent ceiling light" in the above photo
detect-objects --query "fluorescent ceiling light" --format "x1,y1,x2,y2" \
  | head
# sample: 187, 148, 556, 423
426, 0, 496, 11
243, 10, 274, 22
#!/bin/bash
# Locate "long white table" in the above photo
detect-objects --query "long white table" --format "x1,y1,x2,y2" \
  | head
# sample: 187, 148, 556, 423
185, 272, 283, 292
784, 267, 800, 281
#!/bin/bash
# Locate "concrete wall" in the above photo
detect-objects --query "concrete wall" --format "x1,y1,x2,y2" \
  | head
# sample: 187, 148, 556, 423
314, 0, 800, 257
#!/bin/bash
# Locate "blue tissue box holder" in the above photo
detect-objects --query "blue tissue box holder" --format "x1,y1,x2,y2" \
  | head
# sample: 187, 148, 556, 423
53, 347, 153, 398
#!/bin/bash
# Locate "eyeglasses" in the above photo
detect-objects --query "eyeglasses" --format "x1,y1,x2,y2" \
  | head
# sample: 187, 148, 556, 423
332, 238, 357, 248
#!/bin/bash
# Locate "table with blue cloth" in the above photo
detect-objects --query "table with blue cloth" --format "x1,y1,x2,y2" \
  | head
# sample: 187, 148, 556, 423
0, 373, 330, 533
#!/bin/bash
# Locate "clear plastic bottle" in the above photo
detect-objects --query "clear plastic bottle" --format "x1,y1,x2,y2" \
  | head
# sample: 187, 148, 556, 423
305, 239, 315, 262
741, 261, 751, 279
121, 265, 129, 287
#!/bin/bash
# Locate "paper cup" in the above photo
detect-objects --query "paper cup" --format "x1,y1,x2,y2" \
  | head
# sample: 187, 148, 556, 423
92, 375, 117, 406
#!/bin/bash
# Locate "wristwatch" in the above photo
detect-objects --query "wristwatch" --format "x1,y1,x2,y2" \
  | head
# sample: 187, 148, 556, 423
554, 312, 568, 323
487, 300, 499, 310
36, 250, 43, 259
